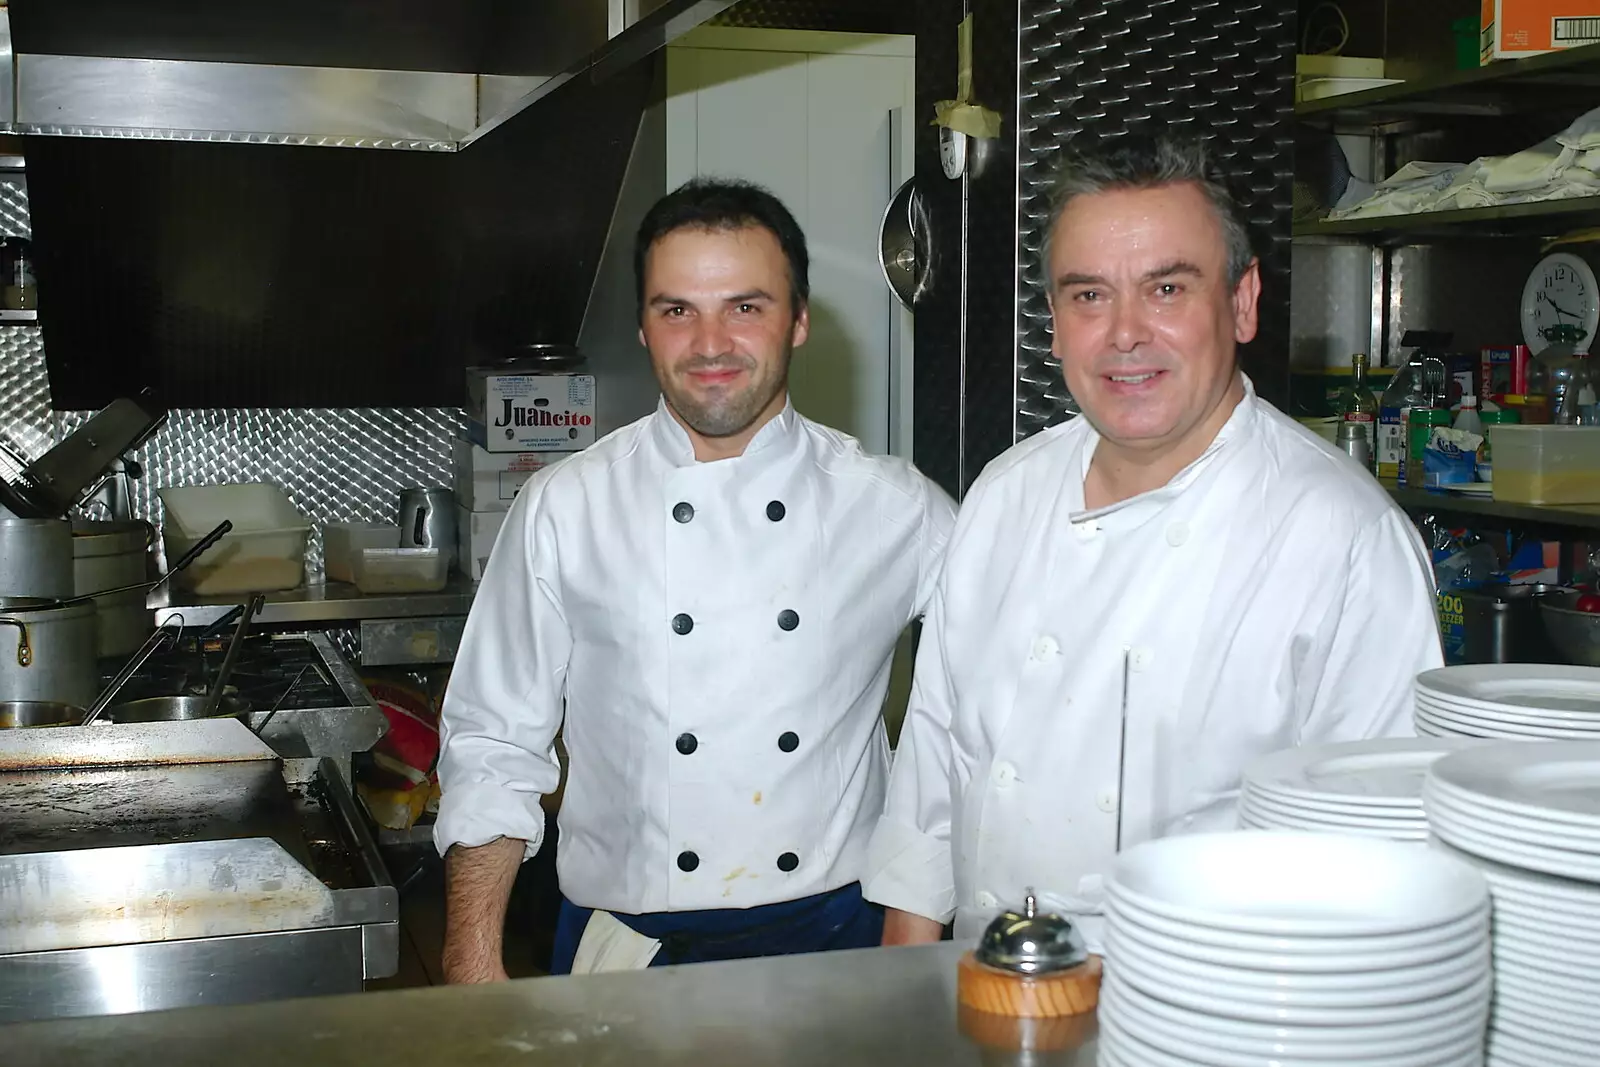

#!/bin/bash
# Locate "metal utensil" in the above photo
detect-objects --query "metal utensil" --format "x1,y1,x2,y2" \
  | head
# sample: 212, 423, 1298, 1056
252, 664, 310, 738
80, 612, 185, 725
108, 694, 252, 724
79, 614, 187, 727
202, 593, 264, 719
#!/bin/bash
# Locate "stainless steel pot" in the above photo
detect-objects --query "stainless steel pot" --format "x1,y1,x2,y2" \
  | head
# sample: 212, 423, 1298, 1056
107, 694, 250, 724
0, 596, 99, 707
0, 701, 85, 728
72, 520, 155, 658
0, 518, 73, 599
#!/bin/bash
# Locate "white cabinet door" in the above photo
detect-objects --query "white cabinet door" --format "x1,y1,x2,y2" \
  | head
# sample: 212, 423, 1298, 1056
666, 35, 914, 458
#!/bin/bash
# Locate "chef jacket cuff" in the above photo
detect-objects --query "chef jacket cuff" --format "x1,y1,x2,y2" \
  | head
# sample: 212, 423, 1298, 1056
861, 815, 957, 924
432, 781, 547, 862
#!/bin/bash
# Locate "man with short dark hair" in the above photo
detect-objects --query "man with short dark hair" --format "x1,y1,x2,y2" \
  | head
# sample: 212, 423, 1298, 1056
436, 178, 956, 979
863, 135, 1441, 951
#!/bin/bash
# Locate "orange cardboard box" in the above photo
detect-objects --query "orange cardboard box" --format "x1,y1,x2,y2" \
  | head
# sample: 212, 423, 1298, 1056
1482, 0, 1600, 61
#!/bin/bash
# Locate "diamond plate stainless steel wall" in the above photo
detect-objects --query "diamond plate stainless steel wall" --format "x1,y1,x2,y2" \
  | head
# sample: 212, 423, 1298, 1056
57, 408, 462, 574
1013, 0, 1297, 439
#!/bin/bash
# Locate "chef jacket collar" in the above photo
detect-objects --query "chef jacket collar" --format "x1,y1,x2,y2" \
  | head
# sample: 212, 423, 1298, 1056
1066, 374, 1259, 531
649, 394, 800, 468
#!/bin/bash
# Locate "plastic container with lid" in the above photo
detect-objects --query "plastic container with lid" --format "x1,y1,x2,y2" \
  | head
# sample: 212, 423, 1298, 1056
157, 483, 311, 596
1489, 425, 1600, 504
350, 547, 448, 594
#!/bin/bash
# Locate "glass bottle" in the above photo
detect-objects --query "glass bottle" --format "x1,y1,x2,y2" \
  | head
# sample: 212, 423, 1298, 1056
1336, 352, 1378, 452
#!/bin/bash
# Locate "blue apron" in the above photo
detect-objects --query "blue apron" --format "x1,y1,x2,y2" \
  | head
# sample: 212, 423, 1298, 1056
549, 882, 884, 974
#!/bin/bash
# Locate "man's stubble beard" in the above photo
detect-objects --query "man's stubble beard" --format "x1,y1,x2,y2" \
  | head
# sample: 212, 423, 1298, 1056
665, 344, 792, 439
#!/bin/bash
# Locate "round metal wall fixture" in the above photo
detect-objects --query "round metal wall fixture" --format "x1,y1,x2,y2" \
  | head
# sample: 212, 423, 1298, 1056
879, 177, 929, 311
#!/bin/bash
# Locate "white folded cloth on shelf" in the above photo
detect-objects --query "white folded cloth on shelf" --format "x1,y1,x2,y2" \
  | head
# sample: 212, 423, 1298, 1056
1557, 104, 1600, 152
1479, 137, 1576, 193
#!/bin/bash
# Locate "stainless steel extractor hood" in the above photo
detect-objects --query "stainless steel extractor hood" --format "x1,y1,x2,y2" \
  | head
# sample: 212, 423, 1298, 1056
2, 0, 733, 151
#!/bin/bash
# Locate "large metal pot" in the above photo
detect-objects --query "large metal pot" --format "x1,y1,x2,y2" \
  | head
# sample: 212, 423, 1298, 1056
108, 694, 250, 724
0, 701, 85, 728
71, 520, 155, 658
0, 596, 98, 707
0, 518, 73, 599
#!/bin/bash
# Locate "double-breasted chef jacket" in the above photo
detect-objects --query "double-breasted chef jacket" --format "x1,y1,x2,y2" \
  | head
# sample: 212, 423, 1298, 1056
435, 398, 957, 916
862, 378, 1443, 951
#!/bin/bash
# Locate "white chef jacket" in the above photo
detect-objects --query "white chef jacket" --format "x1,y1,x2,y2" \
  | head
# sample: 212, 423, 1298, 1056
435, 398, 956, 915
861, 378, 1441, 950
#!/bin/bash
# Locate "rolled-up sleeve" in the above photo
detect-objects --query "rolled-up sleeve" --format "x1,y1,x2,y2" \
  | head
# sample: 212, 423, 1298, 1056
433, 472, 571, 861
863, 568, 959, 923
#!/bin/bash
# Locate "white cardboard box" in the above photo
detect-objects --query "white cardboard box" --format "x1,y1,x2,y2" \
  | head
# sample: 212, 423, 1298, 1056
451, 437, 548, 512
464, 370, 596, 452
457, 506, 509, 581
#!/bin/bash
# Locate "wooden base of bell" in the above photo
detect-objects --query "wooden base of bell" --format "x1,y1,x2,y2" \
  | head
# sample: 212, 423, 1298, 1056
957, 1002, 1099, 1054
956, 950, 1103, 1018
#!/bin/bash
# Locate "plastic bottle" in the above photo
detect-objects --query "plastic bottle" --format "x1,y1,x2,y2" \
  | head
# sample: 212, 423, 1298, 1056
1453, 394, 1483, 437
1377, 333, 1450, 482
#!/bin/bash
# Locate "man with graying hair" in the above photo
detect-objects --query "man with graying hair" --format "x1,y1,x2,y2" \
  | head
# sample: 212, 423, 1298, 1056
861, 134, 1441, 951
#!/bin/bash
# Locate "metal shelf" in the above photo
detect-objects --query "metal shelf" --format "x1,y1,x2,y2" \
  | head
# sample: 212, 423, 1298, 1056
1387, 484, 1600, 532
1297, 41, 1600, 128
0, 308, 37, 322
1294, 196, 1600, 243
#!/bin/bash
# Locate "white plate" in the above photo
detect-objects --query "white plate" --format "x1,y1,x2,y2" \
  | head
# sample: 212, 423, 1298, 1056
1239, 814, 1427, 842
1488, 1026, 1593, 1067
1106, 896, 1490, 971
1417, 665, 1600, 714
1244, 738, 1486, 808
1428, 770, 1600, 831
1427, 836, 1600, 907
1100, 971, 1490, 1057
1242, 782, 1427, 820
1243, 782, 1427, 818
1109, 831, 1490, 937
1425, 807, 1600, 881
1430, 742, 1600, 822
1415, 701, 1600, 740
1423, 784, 1600, 852
1240, 793, 1429, 831
1490, 1026, 1595, 1067
1417, 692, 1600, 728
1104, 925, 1489, 1011
1097, 1012, 1484, 1067
1415, 705, 1596, 741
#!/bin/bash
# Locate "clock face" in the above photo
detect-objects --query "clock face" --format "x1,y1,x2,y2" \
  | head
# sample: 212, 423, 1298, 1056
1522, 252, 1600, 353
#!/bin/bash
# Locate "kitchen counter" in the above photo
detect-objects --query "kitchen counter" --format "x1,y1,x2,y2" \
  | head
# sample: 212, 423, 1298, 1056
2, 942, 1098, 1067
151, 576, 479, 629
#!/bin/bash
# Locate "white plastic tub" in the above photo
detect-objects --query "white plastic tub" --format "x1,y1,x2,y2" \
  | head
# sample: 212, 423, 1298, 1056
1490, 425, 1600, 505
350, 547, 448, 594
158, 483, 311, 596
324, 522, 400, 584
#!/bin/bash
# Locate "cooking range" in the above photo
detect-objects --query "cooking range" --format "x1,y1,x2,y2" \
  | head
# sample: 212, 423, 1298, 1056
99, 630, 386, 761
0, 720, 399, 1024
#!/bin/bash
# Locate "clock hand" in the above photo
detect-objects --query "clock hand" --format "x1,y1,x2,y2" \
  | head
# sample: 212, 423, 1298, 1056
1547, 297, 1583, 319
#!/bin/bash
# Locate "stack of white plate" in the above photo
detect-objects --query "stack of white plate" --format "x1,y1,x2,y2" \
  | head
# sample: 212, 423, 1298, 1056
1415, 665, 1600, 740
1099, 831, 1492, 1067
1424, 742, 1600, 1067
1239, 738, 1488, 841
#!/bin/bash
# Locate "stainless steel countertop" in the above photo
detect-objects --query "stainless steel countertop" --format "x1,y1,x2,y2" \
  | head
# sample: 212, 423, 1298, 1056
150, 576, 478, 628
2, 943, 1099, 1067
